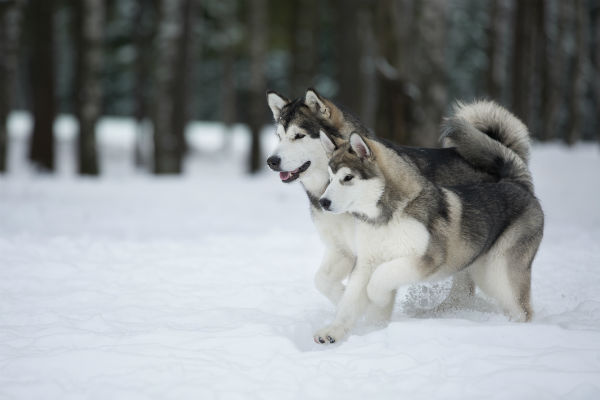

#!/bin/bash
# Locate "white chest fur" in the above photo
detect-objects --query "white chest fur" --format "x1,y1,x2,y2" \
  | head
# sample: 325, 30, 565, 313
311, 209, 357, 255
355, 214, 430, 266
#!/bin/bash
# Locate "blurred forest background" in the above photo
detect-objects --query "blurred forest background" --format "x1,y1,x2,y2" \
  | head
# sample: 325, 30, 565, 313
0, 0, 599, 176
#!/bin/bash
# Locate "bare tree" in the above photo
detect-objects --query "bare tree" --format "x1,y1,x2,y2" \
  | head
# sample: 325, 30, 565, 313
486, 0, 502, 100
247, 0, 267, 174
74, 0, 104, 175
171, 0, 197, 157
372, 0, 410, 145
592, 1, 600, 142
373, 0, 447, 147
219, 0, 238, 153
410, 0, 447, 147
132, 0, 158, 169
356, 4, 378, 130
533, 0, 548, 140
0, 0, 24, 172
543, 0, 570, 141
290, 0, 318, 96
334, 0, 368, 117
28, 0, 55, 171
566, 0, 589, 145
152, 0, 190, 174
511, 0, 534, 127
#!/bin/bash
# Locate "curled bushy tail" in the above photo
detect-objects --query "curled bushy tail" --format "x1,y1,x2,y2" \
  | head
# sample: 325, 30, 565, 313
441, 100, 534, 192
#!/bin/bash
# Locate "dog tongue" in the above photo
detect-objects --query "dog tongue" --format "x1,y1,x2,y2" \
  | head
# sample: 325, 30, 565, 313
280, 171, 291, 181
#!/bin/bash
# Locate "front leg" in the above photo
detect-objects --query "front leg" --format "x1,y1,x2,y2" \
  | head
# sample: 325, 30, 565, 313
314, 261, 373, 344
314, 248, 354, 305
367, 256, 426, 308
364, 290, 397, 326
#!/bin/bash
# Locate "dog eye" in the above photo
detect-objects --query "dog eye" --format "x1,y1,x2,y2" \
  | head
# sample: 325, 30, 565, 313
343, 174, 354, 182
294, 133, 305, 140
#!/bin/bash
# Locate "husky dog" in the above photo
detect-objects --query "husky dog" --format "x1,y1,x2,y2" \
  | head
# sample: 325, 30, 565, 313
265, 91, 534, 319
266, 90, 502, 309
314, 102, 544, 344
266, 89, 372, 308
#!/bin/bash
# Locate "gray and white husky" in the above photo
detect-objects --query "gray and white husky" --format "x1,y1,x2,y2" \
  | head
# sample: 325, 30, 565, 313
265, 90, 537, 333
314, 101, 544, 344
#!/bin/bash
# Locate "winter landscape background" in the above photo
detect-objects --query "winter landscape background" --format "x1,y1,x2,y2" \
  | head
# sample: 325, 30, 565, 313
1, 118, 600, 399
1, 0, 600, 398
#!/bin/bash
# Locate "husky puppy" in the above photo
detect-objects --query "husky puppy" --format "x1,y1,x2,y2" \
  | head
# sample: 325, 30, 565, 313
315, 108, 544, 343
266, 91, 508, 313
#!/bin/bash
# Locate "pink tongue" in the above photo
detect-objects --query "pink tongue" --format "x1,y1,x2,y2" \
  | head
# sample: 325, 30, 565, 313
280, 171, 291, 180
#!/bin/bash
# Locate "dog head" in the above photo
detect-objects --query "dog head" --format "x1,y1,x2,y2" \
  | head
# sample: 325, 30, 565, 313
319, 132, 385, 217
265, 88, 357, 186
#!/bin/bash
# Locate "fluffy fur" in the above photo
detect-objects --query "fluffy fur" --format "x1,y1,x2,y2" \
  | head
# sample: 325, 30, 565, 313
441, 100, 531, 165
315, 129, 544, 344
265, 91, 541, 343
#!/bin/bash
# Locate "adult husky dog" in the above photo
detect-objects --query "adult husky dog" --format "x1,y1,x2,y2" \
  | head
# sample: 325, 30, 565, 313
314, 102, 544, 344
265, 90, 531, 323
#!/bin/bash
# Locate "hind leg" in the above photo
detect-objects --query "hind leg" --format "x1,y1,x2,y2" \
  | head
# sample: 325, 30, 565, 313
471, 203, 544, 321
470, 252, 534, 322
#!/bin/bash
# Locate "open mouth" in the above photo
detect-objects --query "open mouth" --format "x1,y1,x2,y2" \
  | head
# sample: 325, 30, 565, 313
279, 161, 311, 183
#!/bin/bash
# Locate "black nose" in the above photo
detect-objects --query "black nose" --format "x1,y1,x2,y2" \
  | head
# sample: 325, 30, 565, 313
267, 155, 281, 170
319, 198, 331, 210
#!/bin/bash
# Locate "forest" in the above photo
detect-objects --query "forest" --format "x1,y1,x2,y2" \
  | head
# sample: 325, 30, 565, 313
2, 2, 600, 397
0, 0, 599, 175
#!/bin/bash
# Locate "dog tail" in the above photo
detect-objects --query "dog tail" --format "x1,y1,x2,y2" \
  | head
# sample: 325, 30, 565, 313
441, 100, 534, 192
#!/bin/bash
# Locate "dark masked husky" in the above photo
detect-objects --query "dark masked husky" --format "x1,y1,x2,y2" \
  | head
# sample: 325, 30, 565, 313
314, 102, 544, 344
266, 90, 534, 323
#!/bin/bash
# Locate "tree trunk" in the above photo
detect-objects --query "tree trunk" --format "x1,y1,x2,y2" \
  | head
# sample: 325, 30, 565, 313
410, 0, 447, 147
334, 0, 361, 114
533, 0, 548, 140
171, 0, 196, 157
0, 0, 24, 173
220, 43, 236, 151
247, 0, 267, 174
543, 0, 569, 141
133, 0, 158, 169
357, 5, 377, 130
290, 0, 318, 97
566, 0, 588, 145
486, 0, 501, 100
511, 0, 534, 127
75, 0, 104, 175
28, 0, 55, 171
373, 0, 446, 147
373, 0, 411, 145
217, 1, 237, 153
592, 1, 600, 143
153, 0, 185, 174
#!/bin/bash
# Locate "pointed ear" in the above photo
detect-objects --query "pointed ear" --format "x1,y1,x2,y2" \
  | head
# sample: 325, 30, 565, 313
305, 88, 331, 119
350, 133, 372, 160
319, 130, 337, 155
266, 91, 289, 121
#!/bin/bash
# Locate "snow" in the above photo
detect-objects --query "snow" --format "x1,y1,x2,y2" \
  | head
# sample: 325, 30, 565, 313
1, 117, 600, 399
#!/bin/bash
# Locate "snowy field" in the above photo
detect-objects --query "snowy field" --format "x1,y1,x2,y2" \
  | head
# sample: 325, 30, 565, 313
1, 115, 600, 399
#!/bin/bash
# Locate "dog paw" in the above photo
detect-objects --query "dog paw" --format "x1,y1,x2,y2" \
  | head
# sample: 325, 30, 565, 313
313, 324, 347, 344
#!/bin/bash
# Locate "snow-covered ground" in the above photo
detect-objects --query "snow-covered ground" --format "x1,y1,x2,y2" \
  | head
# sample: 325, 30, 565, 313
1, 116, 599, 399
